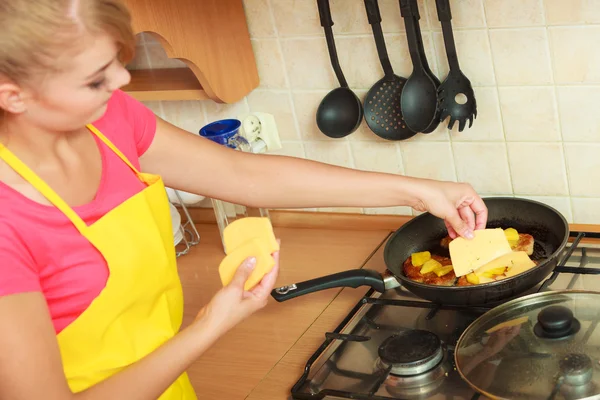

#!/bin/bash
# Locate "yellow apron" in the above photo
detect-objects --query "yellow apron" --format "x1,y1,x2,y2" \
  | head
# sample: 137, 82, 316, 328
0, 124, 197, 399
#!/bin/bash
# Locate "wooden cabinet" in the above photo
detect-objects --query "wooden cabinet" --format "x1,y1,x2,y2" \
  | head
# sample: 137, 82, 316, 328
122, 0, 259, 103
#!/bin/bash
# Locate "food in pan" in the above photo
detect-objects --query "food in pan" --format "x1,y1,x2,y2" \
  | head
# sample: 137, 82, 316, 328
403, 253, 456, 286
450, 228, 513, 277
403, 227, 538, 287
511, 232, 534, 256
456, 251, 538, 286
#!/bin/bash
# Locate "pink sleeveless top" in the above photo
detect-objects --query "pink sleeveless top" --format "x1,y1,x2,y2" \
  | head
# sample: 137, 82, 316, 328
0, 90, 157, 333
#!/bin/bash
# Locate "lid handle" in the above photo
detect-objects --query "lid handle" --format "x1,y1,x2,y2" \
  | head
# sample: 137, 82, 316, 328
534, 305, 581, 339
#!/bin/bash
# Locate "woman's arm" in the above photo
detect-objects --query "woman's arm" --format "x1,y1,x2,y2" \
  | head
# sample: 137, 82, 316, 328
0, 255, 279, 400
140, 118, 487, 238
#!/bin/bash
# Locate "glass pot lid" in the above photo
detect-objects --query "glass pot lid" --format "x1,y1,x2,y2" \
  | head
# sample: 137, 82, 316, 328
455, 290, 600, 400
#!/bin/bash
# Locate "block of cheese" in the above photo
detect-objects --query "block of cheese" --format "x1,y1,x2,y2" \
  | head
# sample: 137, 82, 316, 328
449, 228, 512, 277
223, 217, 279, 255
218, 238, 276, 290
219, 217, 279, 291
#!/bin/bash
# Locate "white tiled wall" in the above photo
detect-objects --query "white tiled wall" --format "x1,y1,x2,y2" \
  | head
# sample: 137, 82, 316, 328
129, 0, 600, 224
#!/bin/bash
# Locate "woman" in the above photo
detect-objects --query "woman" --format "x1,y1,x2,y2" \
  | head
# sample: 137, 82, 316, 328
0, 0, 487, 399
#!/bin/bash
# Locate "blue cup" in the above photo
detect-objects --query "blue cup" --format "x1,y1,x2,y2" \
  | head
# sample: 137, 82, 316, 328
199, 119, 249, 150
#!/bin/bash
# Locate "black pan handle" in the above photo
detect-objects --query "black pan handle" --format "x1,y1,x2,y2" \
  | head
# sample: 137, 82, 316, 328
271, 269, 386, 302
316, 0, 349, 88
364, 0, 394, 78
435, 0, 460, 71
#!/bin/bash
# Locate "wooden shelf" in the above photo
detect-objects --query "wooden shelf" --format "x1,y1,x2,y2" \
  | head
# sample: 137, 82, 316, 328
124, 68, 209, 102
122, 0, 259, 104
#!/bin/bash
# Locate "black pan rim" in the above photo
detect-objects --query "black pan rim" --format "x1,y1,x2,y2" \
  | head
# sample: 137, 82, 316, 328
382, 196, 570, 292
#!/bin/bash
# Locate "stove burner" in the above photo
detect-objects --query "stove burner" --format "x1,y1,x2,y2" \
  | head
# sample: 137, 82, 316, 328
377, 330, 443, 376
382, 350, 450, 398
559, 353, 593, 387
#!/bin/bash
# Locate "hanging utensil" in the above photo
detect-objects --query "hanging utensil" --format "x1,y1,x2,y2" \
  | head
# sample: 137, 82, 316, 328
399, 0, 440, 133
315, 0, 364, 139
435, 0, 477, 132
363, 0, 415, 141
413, 1, 442, 134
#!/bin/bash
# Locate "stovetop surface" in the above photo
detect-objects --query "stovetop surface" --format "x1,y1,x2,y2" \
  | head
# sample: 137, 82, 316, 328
291, 232, 600, 400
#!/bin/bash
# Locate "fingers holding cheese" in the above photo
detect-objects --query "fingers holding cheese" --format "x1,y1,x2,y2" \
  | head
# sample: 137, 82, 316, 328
219, 239, 276, 291
219, 217, 280, 291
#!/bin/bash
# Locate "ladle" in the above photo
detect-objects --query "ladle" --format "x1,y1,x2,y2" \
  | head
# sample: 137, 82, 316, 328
316, 0, 363, 138
399, 0, 440, 133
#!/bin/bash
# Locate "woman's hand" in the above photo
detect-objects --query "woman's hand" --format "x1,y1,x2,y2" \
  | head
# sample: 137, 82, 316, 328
195, 245, 281, 338
412, 180, 488, 239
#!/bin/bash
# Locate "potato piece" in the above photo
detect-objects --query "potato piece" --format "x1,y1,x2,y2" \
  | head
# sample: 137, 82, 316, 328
411, 251, 431, 267
420, 259, 442, 274
466, 272, 480, 285
434, 265, 454, 277
481, 267, 507, 278
504, 228, 519, 243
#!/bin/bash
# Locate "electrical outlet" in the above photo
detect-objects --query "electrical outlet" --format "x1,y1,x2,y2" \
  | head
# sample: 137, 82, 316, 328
237, 112, 283, 153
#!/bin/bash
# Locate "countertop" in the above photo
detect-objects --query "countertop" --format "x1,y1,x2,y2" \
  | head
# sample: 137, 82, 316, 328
176, 221, 391, 399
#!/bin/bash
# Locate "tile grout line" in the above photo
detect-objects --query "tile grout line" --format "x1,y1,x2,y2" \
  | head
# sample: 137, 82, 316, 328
540, 0, 575, 222
424, 0, 461, 184
274, 23, 597, 40
262, 83, 600, 94
481, 0, 515, 197
265, 0, 306, 157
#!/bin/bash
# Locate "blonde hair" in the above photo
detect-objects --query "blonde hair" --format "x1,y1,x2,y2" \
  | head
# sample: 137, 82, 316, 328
0, 0, 135, 85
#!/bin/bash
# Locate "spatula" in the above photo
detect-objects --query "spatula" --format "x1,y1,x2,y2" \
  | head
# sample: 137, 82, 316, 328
435, 0, 477, 132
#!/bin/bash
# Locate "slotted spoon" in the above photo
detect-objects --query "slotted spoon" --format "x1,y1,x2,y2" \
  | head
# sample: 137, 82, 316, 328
363, 0, 415, 140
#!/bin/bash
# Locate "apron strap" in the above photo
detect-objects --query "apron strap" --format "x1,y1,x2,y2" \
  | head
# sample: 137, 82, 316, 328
0, 143, 88, 235
0, 124, 144, 235
85, 124, 140, 176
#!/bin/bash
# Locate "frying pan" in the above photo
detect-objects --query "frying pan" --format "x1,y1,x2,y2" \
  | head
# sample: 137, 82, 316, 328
271, 198, 569, 306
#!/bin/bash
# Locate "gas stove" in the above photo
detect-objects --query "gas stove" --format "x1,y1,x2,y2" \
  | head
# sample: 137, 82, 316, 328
290, 231, 600, 400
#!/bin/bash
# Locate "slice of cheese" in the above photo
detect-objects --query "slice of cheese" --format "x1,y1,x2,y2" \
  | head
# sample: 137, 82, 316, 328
485, 316, 529, 334
449, 228, 512, 277
477, 275, 495, 284
218, 238, 276, 291
223, 217, 279, 255
475, 251, 532, 274
503, 252, 537, 278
